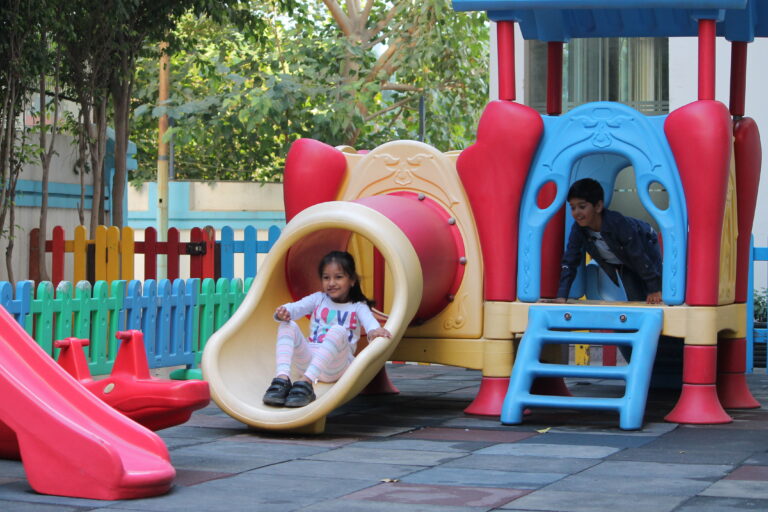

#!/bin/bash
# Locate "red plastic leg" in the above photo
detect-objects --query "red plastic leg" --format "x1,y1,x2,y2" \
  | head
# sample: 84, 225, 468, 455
717, 338, 760, 409
55, 338, 94, 382
531, 377, 572, 396
465, 377, 509, 416
665, 345, 731, 424
360, 366, 400, 395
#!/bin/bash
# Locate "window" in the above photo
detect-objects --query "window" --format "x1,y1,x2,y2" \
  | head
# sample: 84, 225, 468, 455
526, 37, 669, 115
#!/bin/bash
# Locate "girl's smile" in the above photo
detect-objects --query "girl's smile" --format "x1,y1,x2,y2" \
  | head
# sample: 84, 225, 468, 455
322, 262, 354, 303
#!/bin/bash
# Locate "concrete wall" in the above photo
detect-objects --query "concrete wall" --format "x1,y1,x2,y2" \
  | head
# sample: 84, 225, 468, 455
127, 181, 285, 280
0, 134, 92, 282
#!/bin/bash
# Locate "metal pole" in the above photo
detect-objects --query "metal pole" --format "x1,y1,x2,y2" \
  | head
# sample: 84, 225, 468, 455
418, 95, 425, 142
157, 42, 170, 279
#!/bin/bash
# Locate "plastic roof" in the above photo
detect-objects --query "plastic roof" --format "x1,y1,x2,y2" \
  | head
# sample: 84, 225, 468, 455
452, 0, 768, 41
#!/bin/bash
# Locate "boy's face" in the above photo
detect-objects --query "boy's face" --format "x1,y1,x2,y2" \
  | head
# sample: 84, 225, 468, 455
568, 197, 603, 231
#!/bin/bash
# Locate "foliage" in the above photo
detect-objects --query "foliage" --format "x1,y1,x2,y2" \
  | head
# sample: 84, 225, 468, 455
755, 288, 768, 323
131, 0, 489, 183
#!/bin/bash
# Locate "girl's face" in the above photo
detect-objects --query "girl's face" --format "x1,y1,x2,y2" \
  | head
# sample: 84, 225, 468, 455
568, 197, 603, 231
321, 261, 355, 303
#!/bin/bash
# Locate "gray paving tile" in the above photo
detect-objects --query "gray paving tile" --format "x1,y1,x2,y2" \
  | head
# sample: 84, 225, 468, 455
608, 447, 750, 465
0, 500, 86, 511
351, 438, 490, 453
476, 443, 622, 459
158, 425, 246, 439
517, 432, 655, 448
548, 421, 678, 436
247, 459, 422, 481
498, 489, 686, 511
441, 454, 601, 474
674, 495, 768, 511
323, 423, 414, 437
700, 479, 768, 499
641, 426, 768, 452
0, 481, 118, 508
0, 460, 27, 478
107, 473, 371, 512
341, 481, 528, 508
543, 460, 730, 496
298, 498, 487, 512
441, 417, 516, 429
401, 467, 565, 489
306, 446, 466, 466
169, 439, 328, 472
743, 451, 768, 465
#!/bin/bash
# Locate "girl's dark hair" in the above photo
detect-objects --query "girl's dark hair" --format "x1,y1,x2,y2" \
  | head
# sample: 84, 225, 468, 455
318, 251, 375, 306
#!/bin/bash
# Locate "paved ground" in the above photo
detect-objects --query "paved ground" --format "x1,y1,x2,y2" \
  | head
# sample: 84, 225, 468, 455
2, 363, 768, 511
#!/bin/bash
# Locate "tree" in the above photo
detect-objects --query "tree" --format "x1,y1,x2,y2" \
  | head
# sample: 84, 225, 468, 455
131, 0, 489, 183
0, 0, 55, 282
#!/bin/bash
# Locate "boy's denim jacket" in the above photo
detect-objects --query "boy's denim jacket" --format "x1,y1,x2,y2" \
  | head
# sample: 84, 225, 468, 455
557, 208, 663, 299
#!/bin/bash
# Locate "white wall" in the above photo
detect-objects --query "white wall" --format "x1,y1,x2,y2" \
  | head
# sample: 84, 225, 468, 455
670, 37, 768, 289
0, 134, 85, 283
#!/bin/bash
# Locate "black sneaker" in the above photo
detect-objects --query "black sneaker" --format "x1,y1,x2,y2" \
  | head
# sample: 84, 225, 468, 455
262, 377, 291, 406
284, 380, 316, 408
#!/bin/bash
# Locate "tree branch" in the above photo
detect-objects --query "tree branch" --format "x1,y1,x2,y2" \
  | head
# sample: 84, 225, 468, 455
364, 96, 417, 122
382, 83, 422, 92
323, 0, 353, 37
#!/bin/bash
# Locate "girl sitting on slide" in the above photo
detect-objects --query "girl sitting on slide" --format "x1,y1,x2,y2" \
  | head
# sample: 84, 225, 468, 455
262, 250, 392, 407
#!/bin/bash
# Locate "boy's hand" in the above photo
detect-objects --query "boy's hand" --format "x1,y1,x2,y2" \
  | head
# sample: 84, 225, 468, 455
540, 297, 567, 304
367, 327, 392, 340
646, 291, 662, 304
275, 306, 291, 321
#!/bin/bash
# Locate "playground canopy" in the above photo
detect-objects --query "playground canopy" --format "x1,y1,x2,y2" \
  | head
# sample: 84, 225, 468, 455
452, 0, 768, 41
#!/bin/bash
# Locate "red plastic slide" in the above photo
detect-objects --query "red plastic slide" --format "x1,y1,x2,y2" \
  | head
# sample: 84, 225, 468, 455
0, 307, 175, 499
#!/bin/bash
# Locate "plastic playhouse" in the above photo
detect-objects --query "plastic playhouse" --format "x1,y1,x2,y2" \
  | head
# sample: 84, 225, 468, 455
203, 0, 768, 434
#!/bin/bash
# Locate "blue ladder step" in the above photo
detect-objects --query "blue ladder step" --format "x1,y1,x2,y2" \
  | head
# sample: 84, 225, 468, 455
502, 305, 663, 430
539, 330, 639, 346
523, 362, 630, 380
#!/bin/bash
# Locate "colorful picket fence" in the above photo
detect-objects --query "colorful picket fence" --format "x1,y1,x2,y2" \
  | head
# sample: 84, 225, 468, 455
29, 224, 281, 286
0, 277, 252, 377
748, 235, 768, 372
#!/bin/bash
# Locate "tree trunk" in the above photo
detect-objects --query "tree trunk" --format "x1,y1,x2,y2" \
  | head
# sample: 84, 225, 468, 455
37, 68, 60, 283
110, 77, 131, 229
86, 97, 108, 235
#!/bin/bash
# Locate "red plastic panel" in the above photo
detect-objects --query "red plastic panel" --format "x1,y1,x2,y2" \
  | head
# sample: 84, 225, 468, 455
665, 100, 731, 305
283, 139, 348, 222
717, 337, 747, 374
733, 118, 762, 302
457, 101, 544, 301
537, 182, 564, 298
356, 194, 462, 322
681, 344, 718, 384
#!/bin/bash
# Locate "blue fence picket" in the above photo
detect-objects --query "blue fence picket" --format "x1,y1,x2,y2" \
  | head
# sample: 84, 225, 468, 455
0, 281, 33, 326
0, 223, 277, 378
218, 224, 281, 279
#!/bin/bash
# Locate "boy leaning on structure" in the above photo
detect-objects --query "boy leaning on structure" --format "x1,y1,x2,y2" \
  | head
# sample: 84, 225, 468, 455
545, 178, 663, 305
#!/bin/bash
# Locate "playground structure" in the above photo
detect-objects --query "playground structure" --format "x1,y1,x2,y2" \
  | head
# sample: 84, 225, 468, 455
4, 0, 768, 501
204, 0, 767, 432
0, 307, 176, 499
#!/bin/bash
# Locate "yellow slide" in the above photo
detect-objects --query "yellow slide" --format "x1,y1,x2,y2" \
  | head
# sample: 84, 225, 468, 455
201, 201, 424, 433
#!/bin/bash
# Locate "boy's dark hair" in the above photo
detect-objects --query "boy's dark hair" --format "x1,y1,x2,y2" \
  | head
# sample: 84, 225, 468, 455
318, 250, 375, 306
567, 178, 604, 206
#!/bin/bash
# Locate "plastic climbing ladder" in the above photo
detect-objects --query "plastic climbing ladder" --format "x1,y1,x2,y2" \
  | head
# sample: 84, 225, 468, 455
502, 305, 664, 430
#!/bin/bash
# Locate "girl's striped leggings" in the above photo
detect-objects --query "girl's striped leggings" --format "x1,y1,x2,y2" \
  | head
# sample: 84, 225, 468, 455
274, 321, 352, 382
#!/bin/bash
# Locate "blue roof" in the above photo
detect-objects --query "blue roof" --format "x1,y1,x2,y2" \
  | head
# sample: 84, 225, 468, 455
452, 0, 768, 42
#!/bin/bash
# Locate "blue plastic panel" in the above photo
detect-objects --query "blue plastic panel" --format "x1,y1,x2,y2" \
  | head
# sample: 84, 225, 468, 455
517, 102, 687, 305
452, 0, 768, 41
